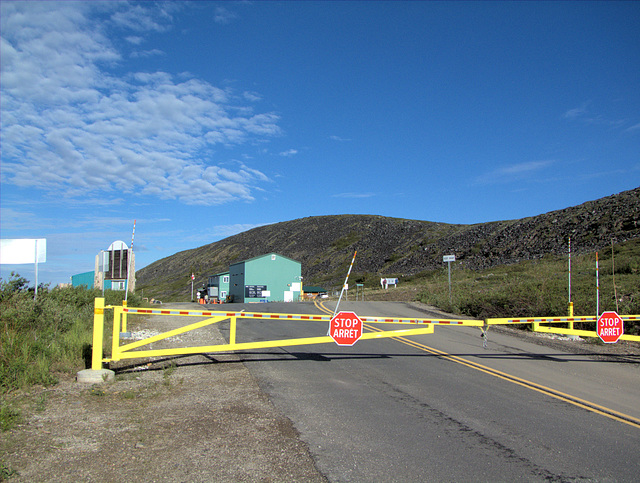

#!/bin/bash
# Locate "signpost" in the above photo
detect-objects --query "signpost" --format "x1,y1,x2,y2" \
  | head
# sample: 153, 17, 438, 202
125, 220, 136, 302
443, 254, 455, 303
330, 311, 362, 346
0, 238, 46, 299
597, 311, 624, 344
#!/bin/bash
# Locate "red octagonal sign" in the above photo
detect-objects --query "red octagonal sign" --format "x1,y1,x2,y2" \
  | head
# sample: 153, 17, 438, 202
330, 311, 362, 346
597, 311, 624, 344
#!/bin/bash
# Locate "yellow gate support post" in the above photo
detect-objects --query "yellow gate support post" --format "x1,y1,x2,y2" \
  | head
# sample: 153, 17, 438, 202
112, 304, 124, 362
92, 297, 105, 370
568, 302, 574, 330
76, 297, 115, 383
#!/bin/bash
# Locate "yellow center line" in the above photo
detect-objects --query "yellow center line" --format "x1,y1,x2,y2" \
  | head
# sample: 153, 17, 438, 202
363, 323, 640, 430
315, 299, 640, 429
314, 301, 640, 429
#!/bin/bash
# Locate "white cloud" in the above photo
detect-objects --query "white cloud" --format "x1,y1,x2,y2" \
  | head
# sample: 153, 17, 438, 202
329, 135, 351, 142
243, 91, 262, 102
279, 149, 298, 157
563, 104, 589, 120
182, 222, 272, 245
110, 4, 171, 32
474, 160, 554, 185
332, 192, 376, 199
130, 48, 165, 58
563, 102, 626, 128
125, 36, 144, 45
0, 207, 42, 230
213, 6, 238, 25
0, 2, 280, 206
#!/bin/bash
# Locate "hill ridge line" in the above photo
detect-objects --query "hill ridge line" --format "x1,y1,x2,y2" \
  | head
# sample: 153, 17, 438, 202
137, 187, 640, 299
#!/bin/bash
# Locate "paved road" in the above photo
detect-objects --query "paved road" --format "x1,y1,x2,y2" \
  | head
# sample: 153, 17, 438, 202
218, 301, 640, 482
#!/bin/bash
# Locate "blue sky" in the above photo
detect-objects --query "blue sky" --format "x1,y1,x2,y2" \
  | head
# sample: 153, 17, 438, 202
1, 1, 639, 287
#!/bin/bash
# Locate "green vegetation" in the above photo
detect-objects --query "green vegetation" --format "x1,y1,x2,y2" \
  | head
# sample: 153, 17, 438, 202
0, 402, 21, 432
331, 231, 361, 251
0, 273, 144, 398
1, 460, 19, 481
415, 240, 640, 334
1, 237, 638, 410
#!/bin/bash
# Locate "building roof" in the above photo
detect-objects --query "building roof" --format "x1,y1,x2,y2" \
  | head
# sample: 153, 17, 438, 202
230, 252, 300, 266
209, 271, 230, 277
303, 286, 327, 293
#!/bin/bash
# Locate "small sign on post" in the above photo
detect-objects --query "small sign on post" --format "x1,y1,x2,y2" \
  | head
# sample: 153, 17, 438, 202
443, 254, 456, 303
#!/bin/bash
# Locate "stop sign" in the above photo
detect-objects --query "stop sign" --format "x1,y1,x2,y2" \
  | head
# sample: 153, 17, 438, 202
330, 311, 362, 346
597, 311, 624, 344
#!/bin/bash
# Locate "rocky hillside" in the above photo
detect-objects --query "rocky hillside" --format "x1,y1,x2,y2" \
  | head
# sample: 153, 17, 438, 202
137, 187, 640, 300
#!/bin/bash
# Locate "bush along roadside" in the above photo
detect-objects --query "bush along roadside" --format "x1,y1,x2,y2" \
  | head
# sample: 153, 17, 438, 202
0, 273, 144, 398
416, 250, 640, 335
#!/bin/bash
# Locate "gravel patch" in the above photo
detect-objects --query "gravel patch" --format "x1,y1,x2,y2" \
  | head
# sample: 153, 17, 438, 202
1, 305, 327, 482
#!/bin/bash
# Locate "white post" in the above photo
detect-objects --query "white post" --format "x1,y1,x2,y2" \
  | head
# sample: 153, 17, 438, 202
448, 260, 452, 303
596, 252, 600, 316
443, 255, 456, 304
125, 220, 136, 302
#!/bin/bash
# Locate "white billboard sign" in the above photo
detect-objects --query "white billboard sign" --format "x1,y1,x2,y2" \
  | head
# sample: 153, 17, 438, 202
443, 255, 456, 263
1, 239, 46, 264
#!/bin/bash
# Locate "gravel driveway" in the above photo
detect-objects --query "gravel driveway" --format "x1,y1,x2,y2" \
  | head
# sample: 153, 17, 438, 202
1, 305, 328, 482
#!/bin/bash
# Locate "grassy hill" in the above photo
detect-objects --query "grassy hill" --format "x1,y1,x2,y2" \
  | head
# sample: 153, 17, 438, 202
136, 187, 640, 308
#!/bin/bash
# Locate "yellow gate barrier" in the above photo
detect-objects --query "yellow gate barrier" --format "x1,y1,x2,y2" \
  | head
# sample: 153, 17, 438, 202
88, 298, 639, 373
89, 298, 484, 370
486, 315, 640, 342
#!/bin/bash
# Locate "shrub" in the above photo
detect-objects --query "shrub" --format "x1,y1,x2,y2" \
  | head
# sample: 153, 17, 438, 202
0, 274, 145, 394
416, 250, 640, 335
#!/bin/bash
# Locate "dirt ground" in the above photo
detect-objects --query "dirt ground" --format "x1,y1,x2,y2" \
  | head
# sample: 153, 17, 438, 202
1, 308, 327, 482
2, 302, 638, 482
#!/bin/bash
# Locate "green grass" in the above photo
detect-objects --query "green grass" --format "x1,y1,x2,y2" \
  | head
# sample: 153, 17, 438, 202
414, 241, 640, 334
0, 402, 21, 432
0, 460, 19, 481
0, 274, 145, 401
331, 232, 361, 251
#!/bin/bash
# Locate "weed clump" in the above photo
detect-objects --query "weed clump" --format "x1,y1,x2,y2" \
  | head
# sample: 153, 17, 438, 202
0, 273, 144, 395
416, 245, 640, 336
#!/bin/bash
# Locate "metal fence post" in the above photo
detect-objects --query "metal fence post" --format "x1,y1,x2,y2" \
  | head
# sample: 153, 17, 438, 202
77, 297, 115, 383
112, 305, 123, 362
92, 297, 105, 370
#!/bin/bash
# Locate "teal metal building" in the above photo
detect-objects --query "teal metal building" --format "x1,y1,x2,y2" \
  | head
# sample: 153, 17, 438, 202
71, 271, 95, 288
71, 271, 131, 291
207, 271, 230, 302
228, 253, 302, 303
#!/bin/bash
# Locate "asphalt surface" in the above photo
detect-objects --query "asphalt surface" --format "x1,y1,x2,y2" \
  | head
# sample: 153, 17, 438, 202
218, 301, 640, 482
